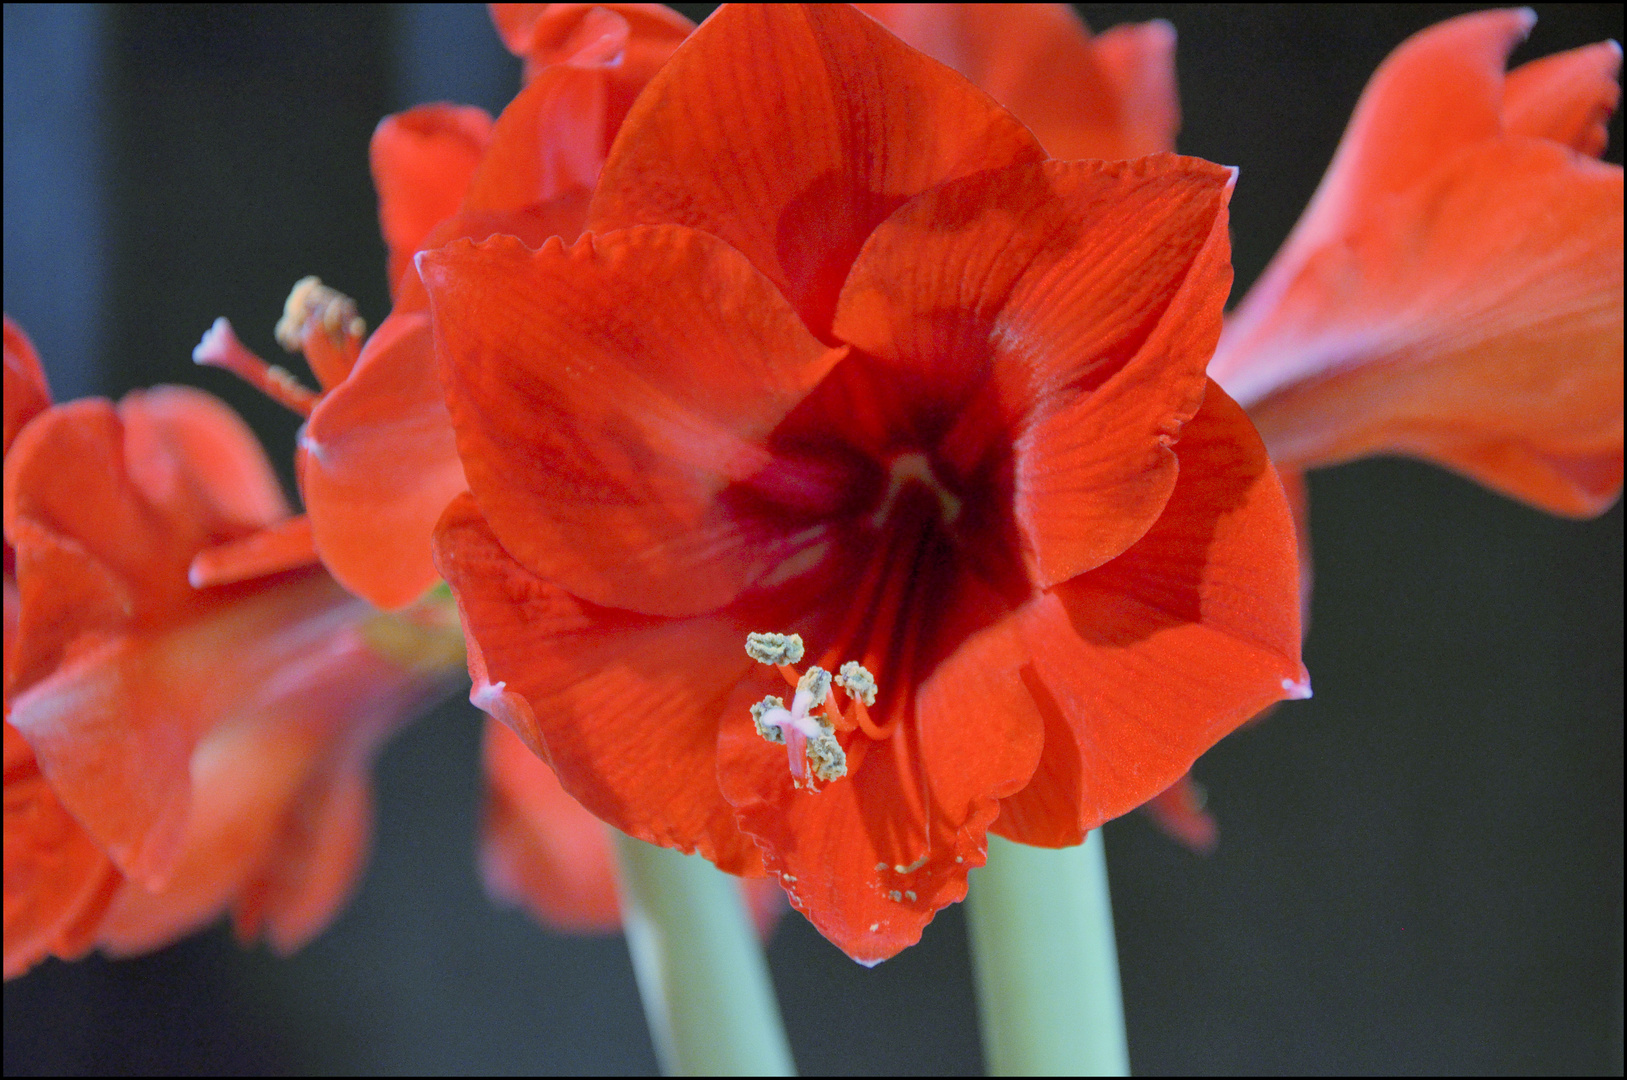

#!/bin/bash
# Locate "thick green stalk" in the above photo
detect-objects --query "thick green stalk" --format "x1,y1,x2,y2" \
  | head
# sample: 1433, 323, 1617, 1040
965, 831, 1130, 1076
611, 830, 796, 1076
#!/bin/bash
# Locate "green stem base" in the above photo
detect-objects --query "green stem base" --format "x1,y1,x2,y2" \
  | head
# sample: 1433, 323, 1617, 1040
611, 831, 796, 1076
966, 830, 1130, 1076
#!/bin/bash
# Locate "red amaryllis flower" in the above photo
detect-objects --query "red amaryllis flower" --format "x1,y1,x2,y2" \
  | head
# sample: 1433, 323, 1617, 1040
1211, 9, 1624, 517
859, 2, 1179, 161
3, 320, 465, 978
425, 3, 1305, 963
290, 2, 692, 610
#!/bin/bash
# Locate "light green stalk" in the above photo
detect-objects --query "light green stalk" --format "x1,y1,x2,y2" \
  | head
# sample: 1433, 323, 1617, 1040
965, 830, 1130, 1076
611, 831, 796, 1076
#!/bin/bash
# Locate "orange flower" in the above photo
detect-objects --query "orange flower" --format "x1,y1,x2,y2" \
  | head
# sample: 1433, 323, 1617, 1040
1211, 9, 1624, 517
2, 320, 465, 979
290, 3, 693, 610
859, 2, 1179, 160
424, 4, 1305, 963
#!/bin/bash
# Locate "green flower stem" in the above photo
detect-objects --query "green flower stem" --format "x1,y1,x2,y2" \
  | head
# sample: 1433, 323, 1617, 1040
966, 830, 1130, 1076
611, 830, 796, 1076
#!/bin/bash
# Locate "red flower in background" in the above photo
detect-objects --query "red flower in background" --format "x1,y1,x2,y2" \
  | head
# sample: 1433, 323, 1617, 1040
193, 4, 786, 944
425, 4, 1304, 963
293, 2, 693, 612
1211, 9, 1623, 517
859, 2, 1179, 161
3, 319, 465, 979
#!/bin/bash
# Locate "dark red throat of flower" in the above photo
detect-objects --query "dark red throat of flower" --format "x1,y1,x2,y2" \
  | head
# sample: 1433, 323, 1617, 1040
748, 451, 972, 795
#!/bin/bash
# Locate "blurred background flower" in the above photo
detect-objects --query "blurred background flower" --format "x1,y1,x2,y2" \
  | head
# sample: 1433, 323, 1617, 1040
4, 4, 1620, 1073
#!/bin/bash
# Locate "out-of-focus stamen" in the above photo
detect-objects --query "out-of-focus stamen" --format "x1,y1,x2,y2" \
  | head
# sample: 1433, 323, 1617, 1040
275, 275, 366, 389
193, 317, 319, 417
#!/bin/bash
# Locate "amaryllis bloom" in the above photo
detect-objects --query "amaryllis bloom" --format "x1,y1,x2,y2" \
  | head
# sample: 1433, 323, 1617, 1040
424, 3, 1306, 962
289, 2, 692, 610
2, 319, 467, 978
1211, 9, 1624, 518
859, 2, 1179, 161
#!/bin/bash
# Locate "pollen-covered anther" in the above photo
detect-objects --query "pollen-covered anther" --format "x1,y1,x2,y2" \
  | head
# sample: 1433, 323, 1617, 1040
747, 656, 849, 786
806, 721, 847, 782
745, 631, 804, 666
835, 661, 877, 706
796, 665, 832, 707
276, 275, 366, 355
751, 696, 788, 744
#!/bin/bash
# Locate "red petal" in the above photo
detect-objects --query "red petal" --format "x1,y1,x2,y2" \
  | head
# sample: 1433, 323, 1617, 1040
300, 309, 467, 610
480, 716, 621, 933
1140, 771, 1219, 854
1504, 40, 1622, 157
1089, 19, 1182, 157
491, 4, 692, 78
1233, 140, 1623, 517
833, 156, 1234, 586
6, 571, 360, 888
371, 105, 494, 298
91, 705, 335, 955
587, 2, 1046, 337
997, 384, 1306, 845
423, 228, 843, 617
433, 493, 764, 875
5, 391, 286, 637
119, 387, 290, 538
1256, 9, 1534, 276
3, 316, 51, 458
188, 514, 320, 589
3, 721, 121, 979
460, 62, 606, 218
860, 5, 1178, 160
239, 765, 372, 957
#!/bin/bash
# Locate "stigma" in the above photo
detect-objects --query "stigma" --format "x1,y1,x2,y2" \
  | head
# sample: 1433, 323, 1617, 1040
747, 632, 879, 789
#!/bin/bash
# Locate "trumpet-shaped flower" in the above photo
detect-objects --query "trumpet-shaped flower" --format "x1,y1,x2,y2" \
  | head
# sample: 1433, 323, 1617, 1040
3, 321, 466, 978
1211, 9, 1624, 517
425, 4, 1305, 963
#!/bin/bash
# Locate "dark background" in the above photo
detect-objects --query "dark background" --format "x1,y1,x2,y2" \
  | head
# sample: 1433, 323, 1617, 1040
4, 4, 1621, 1074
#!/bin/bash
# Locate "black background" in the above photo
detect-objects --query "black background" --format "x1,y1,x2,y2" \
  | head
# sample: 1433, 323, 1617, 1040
4, 4, 1622, 1074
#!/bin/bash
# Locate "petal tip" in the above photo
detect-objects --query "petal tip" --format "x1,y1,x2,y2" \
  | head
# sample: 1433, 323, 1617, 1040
1281, 673, 1313, 701
471, 677, 508, 715
296, 425, 327, 467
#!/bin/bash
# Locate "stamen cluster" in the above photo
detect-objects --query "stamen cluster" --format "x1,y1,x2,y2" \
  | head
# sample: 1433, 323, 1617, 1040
745, 632, 878, 789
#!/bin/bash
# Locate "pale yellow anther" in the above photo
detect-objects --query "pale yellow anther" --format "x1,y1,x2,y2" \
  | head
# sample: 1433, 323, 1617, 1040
835, 661, 877, 706
806, 720, 847, 783
750, 696, 788, 743
797, 665, 831, 707
745, 631, 804, 666
276, 275, 365, 353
